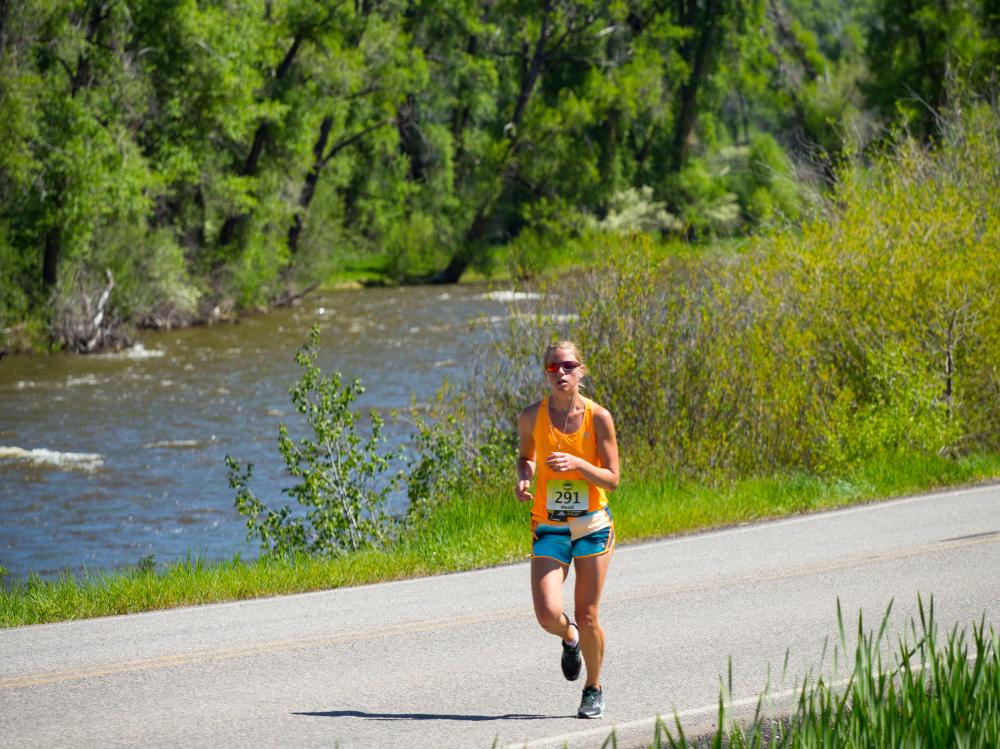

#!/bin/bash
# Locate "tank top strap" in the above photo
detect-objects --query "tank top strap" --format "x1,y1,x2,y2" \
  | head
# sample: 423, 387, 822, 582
581, 397, 594, 431
536, 397, 551, 431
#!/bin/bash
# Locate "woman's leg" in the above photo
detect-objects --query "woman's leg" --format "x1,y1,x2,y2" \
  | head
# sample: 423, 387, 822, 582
573, 551, 611, 687
531, 556, 573, 638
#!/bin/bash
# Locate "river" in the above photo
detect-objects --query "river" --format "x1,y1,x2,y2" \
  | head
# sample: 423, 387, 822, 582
0, 284, 526, 580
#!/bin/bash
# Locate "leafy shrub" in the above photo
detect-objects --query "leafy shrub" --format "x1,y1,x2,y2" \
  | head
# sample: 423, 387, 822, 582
504, 197, 588, 280
227, 327, 400, 556
587, 186, 682, 235
729, 133, 803, 227
0, 223, 31, 335
383, 212, 450, 283
671, 157, 742, 237
404, 381, 514, 519
457, 103, 1000, 481
504, 227, 559, 281
817, 345, 963, 473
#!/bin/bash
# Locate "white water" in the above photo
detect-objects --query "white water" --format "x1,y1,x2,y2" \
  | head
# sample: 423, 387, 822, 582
0, 446, 104, 473
477, 290, 542, 302
0, 285, 520, 579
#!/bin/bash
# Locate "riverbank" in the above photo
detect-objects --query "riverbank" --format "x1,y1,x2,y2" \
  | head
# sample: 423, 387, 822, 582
0, 234, 717, 356
0, 284, 517, 580
3, 450, 998, 628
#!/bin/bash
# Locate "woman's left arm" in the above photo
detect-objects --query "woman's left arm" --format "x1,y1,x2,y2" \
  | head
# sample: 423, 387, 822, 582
545, 406, 619, 491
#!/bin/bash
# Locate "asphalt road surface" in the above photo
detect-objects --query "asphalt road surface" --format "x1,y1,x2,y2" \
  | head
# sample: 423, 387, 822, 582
3, 484, 999, 749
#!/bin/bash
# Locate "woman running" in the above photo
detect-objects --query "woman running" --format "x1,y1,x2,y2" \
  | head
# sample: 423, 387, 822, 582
516, 341, 619, 719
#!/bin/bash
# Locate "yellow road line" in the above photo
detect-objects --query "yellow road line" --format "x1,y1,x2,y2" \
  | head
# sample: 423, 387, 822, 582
3, 533, 996, 691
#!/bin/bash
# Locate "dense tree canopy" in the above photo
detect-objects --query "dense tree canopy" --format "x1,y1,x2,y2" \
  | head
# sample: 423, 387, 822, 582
0, 0, 996, 350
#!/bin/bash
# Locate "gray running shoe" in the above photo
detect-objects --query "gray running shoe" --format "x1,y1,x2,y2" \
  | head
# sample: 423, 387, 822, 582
578, 685, 605, 719
560, 625, 582, 681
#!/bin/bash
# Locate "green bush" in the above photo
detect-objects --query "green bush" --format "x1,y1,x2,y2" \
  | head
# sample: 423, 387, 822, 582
586, 186, 682, 236
670, 156, 742, 237
404, 381, 514, 520
653, 598, 1000, 748
459, 103, 1000, 481
383, 212, 450, 283
227, 327, 401, 556
504, 227, 560, 280
730, 132, 803, 227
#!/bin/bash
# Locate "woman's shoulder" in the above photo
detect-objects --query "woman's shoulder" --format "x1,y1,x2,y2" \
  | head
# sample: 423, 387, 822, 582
519, 399, 544, 422
584, 398, 614, 423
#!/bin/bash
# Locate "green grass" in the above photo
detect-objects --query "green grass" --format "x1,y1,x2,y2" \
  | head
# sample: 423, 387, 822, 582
2, 451, 999, 628
316, 233, 730, 287
318, 255, 393, 288
614, 450, 1000, 542
626, 597, 1000, 748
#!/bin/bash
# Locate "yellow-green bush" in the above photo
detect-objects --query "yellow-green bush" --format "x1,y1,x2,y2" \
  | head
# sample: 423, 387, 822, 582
474, 102, 1000, 480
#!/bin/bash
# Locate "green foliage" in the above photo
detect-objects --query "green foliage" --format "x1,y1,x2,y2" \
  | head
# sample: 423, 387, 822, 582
5, 450, 999, 624
0, 224, 31, 334
671, 157, 743, 236
818, 345, 963, 474
504, 227, 562, 281
404, 383, 514, 520
865, 0, 998, 138
732, 133, 803, 226
653, 598, 1000, 748
467, 103, 1000, 480
227, 327, 400, 556
2, 0, 998, 347
382, 212, 450, 283
136, 554, 156, 575
587, 187, 682, 236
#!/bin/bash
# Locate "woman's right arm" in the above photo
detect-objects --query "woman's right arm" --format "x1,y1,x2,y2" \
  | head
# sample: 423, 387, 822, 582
515, 406, 536, 502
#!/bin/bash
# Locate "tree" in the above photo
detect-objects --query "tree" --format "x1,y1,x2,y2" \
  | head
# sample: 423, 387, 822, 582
865, 0, 996, 138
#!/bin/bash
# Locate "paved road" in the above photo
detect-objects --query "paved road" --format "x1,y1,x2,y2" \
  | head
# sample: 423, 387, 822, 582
2, 484, 999, 749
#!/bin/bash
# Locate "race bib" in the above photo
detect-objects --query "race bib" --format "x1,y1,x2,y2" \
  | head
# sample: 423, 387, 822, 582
546, 479, 589, 518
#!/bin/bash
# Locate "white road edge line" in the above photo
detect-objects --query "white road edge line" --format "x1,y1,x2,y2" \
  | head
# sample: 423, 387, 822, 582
508, 656, 955, 749
501, 680, 841, 749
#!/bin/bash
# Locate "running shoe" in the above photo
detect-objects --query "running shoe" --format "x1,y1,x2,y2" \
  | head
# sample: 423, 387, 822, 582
578, 685, 605, 719
561, 625, 582, 681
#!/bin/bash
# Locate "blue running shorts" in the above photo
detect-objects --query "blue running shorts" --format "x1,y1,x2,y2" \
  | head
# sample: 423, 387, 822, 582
532, 507, 614, 566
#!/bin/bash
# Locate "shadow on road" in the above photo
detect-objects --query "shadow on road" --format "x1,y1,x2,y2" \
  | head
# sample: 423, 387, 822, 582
293, 710, 562, 722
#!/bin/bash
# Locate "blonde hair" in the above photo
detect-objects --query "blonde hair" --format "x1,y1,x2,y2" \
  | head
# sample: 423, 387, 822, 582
544, 341, 585, 369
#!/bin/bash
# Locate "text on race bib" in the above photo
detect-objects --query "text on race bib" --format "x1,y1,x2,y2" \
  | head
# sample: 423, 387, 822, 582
546, 479, 589, 515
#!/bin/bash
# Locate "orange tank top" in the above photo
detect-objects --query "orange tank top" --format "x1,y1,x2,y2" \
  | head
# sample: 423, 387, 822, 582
531, 396, 608, 524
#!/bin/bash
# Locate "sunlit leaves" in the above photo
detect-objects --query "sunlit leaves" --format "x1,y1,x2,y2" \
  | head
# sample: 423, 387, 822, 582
472, 104, 1000, 480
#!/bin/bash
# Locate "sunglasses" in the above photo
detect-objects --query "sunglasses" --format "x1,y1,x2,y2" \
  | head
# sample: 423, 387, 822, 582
545, 360, 582, 373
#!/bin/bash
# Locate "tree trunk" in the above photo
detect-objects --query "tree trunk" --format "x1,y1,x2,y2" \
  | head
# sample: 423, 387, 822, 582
397, 93, 425, 182
287, 116, 333, 254
510, 4, 551, 135
670, 0, 720, 172
286, 118, 393, 256
43, 229, 60, 289
441, 4, 555, 283
769, 0, 819, 81
217, 123, 268, 246
218, 34, 302, 248
42, 0, 107, 292
70, 0, 110, 96
451, 34, 479, 148
0, 0, 10, 56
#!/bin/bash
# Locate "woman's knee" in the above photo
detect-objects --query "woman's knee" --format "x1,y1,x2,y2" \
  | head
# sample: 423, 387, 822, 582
576, 603, 600, 631
534, 606, 564, 631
